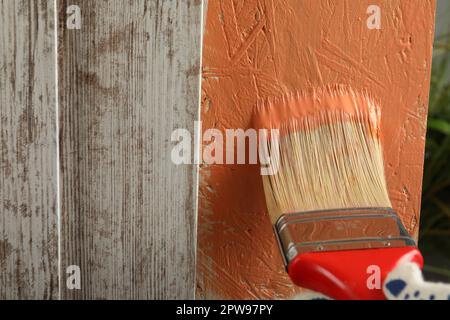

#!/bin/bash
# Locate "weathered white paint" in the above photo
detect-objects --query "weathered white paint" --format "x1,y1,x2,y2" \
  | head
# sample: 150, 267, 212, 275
0, 0, 58, 299
57, 0, 202, 299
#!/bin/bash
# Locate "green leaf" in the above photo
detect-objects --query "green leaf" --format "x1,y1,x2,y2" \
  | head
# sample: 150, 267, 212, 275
432, 197, 450, 219
428, 118, 450, 134
423, 265, 450, 279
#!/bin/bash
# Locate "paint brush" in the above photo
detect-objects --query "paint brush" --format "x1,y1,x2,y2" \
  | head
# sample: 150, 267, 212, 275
254, 86, 425, 300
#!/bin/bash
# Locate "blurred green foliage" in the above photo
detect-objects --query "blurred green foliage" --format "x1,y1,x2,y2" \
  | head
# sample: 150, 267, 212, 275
419, 31, 450, 281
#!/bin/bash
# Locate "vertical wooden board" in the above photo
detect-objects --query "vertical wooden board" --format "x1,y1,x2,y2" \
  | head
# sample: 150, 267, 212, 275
0, 1, 58, 299
198, 0, 435, 299
58, 0, 202, 299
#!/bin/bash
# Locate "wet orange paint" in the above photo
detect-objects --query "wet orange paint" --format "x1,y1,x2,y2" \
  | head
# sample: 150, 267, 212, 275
253, 85, 381, 137
198, 0, 436, 299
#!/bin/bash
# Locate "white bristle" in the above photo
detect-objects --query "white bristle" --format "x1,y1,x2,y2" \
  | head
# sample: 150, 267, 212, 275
262, 110, 391, 224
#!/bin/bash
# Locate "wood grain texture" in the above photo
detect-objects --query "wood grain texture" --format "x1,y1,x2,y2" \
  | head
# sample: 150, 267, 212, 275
58, 0, 202, 299
0, 0, 58, 299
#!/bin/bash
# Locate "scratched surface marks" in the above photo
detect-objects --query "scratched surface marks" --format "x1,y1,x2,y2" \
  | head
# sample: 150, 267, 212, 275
198, 0, 435, 299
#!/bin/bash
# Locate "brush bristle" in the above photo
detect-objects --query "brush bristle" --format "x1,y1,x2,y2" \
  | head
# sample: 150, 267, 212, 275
259, 95, 391, 224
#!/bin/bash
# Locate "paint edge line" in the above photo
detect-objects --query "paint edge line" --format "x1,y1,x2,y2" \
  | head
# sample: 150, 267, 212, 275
193, 0, 206, 300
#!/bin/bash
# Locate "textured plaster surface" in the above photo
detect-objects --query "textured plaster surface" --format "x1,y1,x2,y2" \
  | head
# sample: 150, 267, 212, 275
198, 0, 436, 299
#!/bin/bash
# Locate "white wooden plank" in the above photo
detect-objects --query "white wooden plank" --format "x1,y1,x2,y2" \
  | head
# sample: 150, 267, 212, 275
0, 0, 58, 299
58, 0, 202, 299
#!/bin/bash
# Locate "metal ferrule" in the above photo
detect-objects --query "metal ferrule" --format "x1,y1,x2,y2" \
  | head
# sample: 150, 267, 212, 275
273, 207, 416, 267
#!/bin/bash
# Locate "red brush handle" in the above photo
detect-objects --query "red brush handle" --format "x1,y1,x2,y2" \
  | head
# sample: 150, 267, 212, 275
287, 247, 423, 300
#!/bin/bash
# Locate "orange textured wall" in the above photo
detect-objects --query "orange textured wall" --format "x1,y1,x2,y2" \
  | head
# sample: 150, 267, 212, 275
197, 0, 436, 299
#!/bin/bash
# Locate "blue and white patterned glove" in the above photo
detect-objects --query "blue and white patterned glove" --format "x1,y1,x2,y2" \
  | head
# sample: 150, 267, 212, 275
383, 262, 450, 300
293, 262, 450, 300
